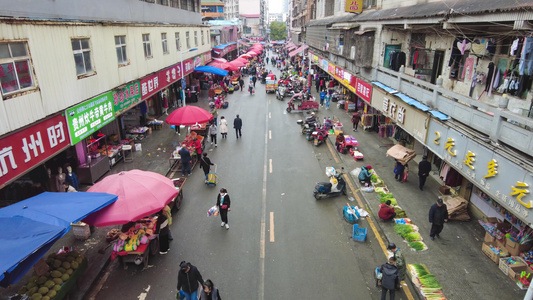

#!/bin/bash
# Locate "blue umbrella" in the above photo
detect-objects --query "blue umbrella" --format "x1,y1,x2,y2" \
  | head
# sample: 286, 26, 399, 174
194, 65, 229, 76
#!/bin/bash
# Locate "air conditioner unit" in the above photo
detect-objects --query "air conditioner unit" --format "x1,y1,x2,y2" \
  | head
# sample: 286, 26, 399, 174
350, 46, 356, 60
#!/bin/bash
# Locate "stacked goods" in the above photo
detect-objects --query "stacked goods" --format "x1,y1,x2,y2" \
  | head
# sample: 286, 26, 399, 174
408, 264, 447, 299
17, 251, 85, 300
478, 220, 506, 242
112, 218, 157, 252
441, 196, 470, 221
386, 144, 416, 165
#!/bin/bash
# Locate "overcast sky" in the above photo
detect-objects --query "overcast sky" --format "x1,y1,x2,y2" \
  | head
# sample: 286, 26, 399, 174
268, 0, 282, 13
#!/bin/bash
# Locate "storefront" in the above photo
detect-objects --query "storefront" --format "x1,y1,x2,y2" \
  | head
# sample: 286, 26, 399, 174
370, 82, 430, 150
0, 114, 71, 199
212, 42, 237, 61
426, 118, 533, 255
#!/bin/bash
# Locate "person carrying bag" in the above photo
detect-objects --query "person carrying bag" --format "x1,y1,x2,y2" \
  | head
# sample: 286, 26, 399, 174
216, 188, 231, 230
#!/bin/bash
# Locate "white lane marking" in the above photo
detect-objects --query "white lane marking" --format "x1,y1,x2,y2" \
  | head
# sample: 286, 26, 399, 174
270, 212, 275, 242
137, 285, 151, 300
269, 112, 271, 119
269, 130, 272, 139
259, 97, 269, 300
269, 159, 273, 173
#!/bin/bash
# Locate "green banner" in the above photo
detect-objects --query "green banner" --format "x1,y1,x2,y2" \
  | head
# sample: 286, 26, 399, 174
65, 92, 115, 145
113, 81, 141, 116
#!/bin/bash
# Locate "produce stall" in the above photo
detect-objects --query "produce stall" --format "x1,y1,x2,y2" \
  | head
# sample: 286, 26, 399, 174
111, 217, 160, 270
407, 264, 447, 299
14, 250, 88, 300
168, 133, 205, 173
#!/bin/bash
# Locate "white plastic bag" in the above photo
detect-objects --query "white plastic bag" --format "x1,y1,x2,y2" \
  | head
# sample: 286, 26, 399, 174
207, 205, 218, 217
351, 168, 361, 177
326, 167, 336, 177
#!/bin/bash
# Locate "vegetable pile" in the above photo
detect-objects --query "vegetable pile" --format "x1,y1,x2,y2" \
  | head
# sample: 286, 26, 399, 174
408, 264, 446, 299
408, 241, 426, 251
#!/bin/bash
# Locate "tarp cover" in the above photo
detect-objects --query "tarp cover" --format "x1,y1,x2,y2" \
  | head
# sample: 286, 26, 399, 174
0, 217, 66, 287
0, 192, 117, 287
386, 144, 416, 165
194, 66, 229, 76
0, 192, 118, 230
289, 45, 309, 57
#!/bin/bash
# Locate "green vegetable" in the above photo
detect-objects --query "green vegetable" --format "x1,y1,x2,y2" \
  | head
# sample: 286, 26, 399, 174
405, 232, 422, 242
411, 264, 430, 277
418, 274, 442, 289
395, 207, 407, 218
371, 174, 379, 183
394, 224, 413, 237
409, 241, 425, 251
380, 197, 397, 205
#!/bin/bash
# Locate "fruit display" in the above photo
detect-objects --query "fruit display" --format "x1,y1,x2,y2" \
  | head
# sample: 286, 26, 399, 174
17, 250, 85, 299
112, 218, 157, 252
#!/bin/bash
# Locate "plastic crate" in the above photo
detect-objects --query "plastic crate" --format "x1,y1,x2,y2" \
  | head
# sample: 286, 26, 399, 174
352, 224, 367, 242
71, 222, 91, 240
343, 206, 360, 224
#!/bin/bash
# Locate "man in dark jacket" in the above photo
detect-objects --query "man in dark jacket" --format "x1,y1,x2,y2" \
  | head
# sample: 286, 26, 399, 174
177, 261, 204, 300
380, 257, 399, 300
418, 156, 432, 190
233, 114, 242, 139
178, 147, 192, 176
429, 199, 448, 240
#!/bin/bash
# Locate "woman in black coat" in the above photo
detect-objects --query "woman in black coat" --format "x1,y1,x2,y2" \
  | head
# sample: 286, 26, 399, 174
199, 153, 214, 183
216, 188, 231, 230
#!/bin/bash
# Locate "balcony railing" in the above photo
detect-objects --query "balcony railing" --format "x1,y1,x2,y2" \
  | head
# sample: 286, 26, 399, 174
375, 66, 533, 155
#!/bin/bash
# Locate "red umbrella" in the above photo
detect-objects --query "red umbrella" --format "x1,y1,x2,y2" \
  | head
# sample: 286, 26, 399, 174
234, 57, 249, 64
84, 170, 179, 227
207, 61, 223, 68
247, 51, 258, 56
213, 58, 228, 63
239, 54, 252, 59
229, 60, 247, 68
165, 105, 213, 126
220, 62, 239, 72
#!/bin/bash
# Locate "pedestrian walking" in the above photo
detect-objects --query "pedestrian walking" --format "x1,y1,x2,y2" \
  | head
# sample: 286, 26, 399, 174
200, 153, 214, 183
216, 188, 231, 230
315, 76, 320, 93
219, 116, 228, 139
199, 279, 222, 300
163, 204, 173, 241
351, 110, 361, 131
380, 257, 399, 300
156, 210, 170, 254
178, 147, 192, 176
320, 89, 326, 106
252, 75, 257, 87
177, 262, 205, 300
208, 122, 217, 147
210, 104, 218, 126
162, 94, 169, 115
429, 199, 448, 240
234, 114, 242, 139
394, 160, 405, 182
378, 200, 396, 222
387, 243, 406, 282
239, 78, 244, 92
418, 156, 431, 190
325, 93, 331, 110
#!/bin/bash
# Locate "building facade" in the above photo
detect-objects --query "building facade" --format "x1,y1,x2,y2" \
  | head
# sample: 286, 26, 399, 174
0, 0, 210, 196
201, 0, 225, 20
224, 0, 240, 20
304, 0, 533, 230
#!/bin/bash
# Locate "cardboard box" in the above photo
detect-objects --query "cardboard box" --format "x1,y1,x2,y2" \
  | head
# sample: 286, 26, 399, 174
439, 186, 450, 195
484, 232, 496, 243
509, 264, 533, 281
499, 256, 526, 276
482, 241, 509, 264
506, 238, 533, 256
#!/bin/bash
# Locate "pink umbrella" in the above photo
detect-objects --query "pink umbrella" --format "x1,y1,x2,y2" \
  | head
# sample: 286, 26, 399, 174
165, 105, 213, 126
207, 61, 223, 68
239, 54, 252, 59
247, 51, 258, 56
213, 58, 228, 63
229, 60, 247, 68
220, 62, 239, 72
84, 170, 179, 227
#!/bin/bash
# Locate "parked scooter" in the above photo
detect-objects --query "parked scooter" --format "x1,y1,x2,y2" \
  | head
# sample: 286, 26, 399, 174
297, 114, 318, 135
311, 125, 329, 146
313, 168, 347, 200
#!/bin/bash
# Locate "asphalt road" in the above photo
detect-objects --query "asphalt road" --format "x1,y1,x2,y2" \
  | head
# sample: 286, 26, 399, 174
96, 56, 388, 300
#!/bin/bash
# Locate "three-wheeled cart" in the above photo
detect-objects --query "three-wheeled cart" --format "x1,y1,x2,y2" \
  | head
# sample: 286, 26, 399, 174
286, 93, 319, 113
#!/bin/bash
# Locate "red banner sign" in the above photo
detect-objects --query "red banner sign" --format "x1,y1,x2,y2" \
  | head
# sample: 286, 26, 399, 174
0, 114, 70, 187
355, 79, 372, 103
141, 58, 194, 100
335, 67, 344, 80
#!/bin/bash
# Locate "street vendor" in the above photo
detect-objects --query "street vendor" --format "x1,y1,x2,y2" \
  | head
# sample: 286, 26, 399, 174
193, 137, 202, 155
358, 165, 373, 186
335, 133, 345, 153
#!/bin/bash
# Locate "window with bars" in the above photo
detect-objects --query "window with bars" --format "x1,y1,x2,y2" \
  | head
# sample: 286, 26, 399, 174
143, 34, 152, 58
180, 0, 188, 10
162, 33, 168, 54
186, 31, 191, 49
194, 31, 198, 47
115, 36, 127, 65
71, 39, 94, 76
0, 42, 34, 95
201, 31, 205, 45
175, 32, 181, 51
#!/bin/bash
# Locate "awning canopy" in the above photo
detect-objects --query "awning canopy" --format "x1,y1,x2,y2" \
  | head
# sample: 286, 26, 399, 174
0, 192, 118, 287
194, 65, 229, 76
212, 42, 237, 57
289, 45, 309, 57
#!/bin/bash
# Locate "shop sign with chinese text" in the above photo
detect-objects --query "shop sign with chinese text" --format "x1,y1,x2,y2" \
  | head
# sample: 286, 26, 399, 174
371, 88, 427, 141
345, 0, 363, 13
141, 58, 195, 100
355, 79, 372, 103
0, 114, 70, 187
427, 119, 533, 224
113, 81, 141, 116
65, 92, 115, 145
